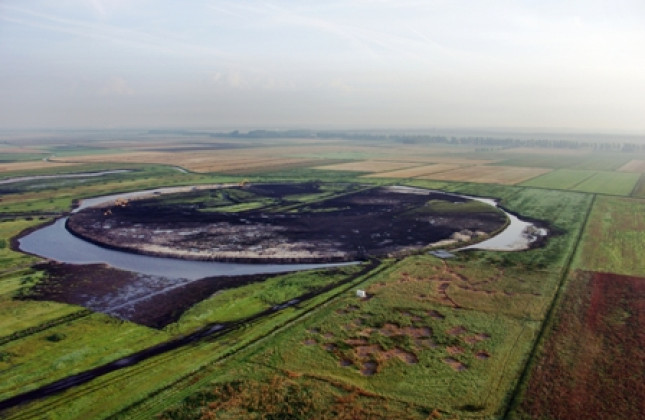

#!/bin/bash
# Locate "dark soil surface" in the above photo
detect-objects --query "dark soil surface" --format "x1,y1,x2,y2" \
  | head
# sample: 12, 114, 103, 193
66, 184, 506, 263
519, 270, 645, 420
23, 262, 276, 328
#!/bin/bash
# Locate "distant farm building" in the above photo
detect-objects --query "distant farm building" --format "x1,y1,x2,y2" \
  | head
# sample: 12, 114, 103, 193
356, 289, 367, 298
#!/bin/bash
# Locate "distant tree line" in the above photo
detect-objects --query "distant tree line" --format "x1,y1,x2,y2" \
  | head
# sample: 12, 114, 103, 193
207, 129, 645, 152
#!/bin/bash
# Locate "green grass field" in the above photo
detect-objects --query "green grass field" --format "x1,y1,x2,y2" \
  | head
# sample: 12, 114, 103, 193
520, 169, 597, 190
497, 153, 632, 170
571, 171, 640, 195
520, 169, 639, 195
0, 137, 642, 419
573, 195, 645, 275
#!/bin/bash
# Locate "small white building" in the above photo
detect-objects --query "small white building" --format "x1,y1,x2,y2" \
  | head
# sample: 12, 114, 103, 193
356, 289, 367, 298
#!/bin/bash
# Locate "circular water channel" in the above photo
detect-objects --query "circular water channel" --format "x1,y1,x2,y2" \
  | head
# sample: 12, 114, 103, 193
17, 185, 545, 279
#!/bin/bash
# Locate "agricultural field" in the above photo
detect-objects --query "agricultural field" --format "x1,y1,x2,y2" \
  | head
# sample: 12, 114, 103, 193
0, 133, 643, 419
570, 171, 640, 196
515, 271, 644, 420
519, 169, 597, 190
520, 169, 640, 195
618, 159, 645, 172
573, 196, 645, 276
314, 160, 422, 173
417, 165, 550, 185
362, 163, 461, 179
496, 152, 631, 171
514, 195, 645, 419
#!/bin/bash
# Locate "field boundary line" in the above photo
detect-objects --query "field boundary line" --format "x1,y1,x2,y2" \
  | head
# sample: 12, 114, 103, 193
514, 169, 553, 186
502, 193, 596, 419
629, 173, 644, 197
567, 171, 598, 189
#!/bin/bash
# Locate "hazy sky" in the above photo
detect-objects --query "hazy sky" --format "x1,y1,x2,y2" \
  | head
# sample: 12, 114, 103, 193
1, 0, 645, 132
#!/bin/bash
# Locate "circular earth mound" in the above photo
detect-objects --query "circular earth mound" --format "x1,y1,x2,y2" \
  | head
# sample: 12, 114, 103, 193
66, 183, 507, 263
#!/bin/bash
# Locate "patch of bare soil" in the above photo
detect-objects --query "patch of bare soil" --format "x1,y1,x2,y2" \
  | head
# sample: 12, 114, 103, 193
446, 346, 464, 355
443, 357, 467, 371
464, 333, 490, 345
427, 310, 445, 319
383, 348, 419, 364
475, 351, 490, 360
361, 361, 378, 376
447, 326, 468, 336
23, 261, 275, 328
66, 183, 506, 263
356, 344, 382, 358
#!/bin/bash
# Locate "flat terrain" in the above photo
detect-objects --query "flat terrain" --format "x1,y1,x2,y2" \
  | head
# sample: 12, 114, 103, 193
416, 165, 550, 185
517, 271, 645, 420
66, 183, 506, 263
0, 132, 644, 419
574, 196, 645, 275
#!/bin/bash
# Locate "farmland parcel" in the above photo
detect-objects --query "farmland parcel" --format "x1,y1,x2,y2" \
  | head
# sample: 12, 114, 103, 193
0, 134, 644, 419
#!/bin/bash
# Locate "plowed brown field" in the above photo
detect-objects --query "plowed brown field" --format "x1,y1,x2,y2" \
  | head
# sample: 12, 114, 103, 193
519, 271, 645, 420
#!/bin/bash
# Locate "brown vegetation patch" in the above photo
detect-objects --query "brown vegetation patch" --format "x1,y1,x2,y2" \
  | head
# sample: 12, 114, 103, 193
403, 326, 432, 338
345, 338, 369, 346
355, 344, 382, 358
519, 271, 645, 420
160, 374, 428, 420
357, 327, 374, 337
464, 333, 491, 345
415, 338, 437, 348
427, 310, 445, 319
446, 346, 464, 355
475, 351, 490, 360
303, 338, 317, 346
384, 348, 419, 364
360, 361, 378, 376
443, 357, 467, 371
447, 326, 468, 336
379, 323, 400, 337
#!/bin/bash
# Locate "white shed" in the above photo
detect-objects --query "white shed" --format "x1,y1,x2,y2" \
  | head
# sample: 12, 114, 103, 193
356, 289, 367, 298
